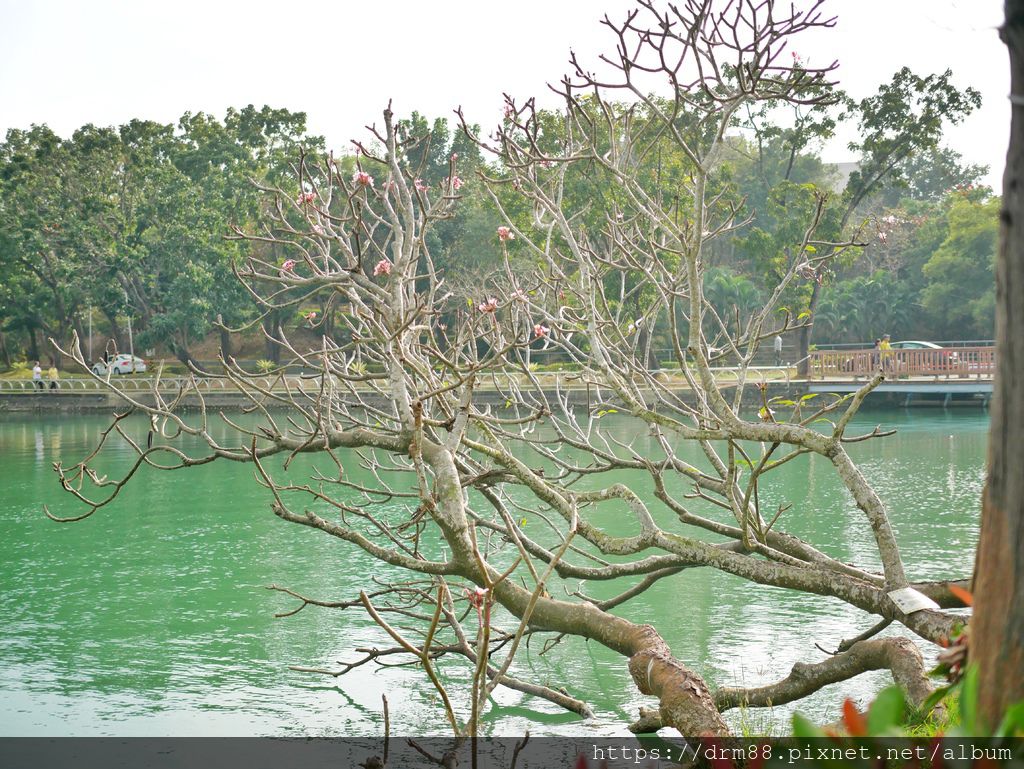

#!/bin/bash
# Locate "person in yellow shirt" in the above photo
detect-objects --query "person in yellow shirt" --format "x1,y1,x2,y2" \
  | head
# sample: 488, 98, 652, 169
47, 364, 59, 390
879, 334, 893, 372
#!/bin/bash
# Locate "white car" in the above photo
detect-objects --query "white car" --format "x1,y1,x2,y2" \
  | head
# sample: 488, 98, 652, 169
92, 354, 148, 375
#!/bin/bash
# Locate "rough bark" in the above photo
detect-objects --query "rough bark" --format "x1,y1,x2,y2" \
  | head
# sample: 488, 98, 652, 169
715, 637, 934, 711
972, 0, 1024, 729
631, 637, 934, 733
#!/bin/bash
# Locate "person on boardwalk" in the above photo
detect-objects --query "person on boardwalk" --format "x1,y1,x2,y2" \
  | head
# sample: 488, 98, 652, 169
32, 361, 44, 391
773, 334, 783, 366
47, 363, 59, 390
879, 334, 893, 372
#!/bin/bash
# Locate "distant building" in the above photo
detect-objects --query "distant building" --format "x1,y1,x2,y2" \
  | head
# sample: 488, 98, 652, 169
824, 161, 860, 194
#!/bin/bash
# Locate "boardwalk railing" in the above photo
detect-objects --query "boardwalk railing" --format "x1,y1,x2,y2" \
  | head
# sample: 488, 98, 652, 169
809, 346, 996, 380
0, 376, 305, 393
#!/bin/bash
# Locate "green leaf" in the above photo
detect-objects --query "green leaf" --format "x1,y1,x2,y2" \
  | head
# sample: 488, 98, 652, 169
959, 664, 982, 734
804, 245, 817, 254
921, 684, 953, 714
467, 297, 473, 307
800, 393, 819, 402
790, 713, 826, 738
867, 686, 906, 734
797, 311, 811, 320
995, 700, 1024, 737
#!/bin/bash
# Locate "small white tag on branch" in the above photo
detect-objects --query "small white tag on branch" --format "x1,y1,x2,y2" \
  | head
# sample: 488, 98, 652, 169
887, 587, 940, 614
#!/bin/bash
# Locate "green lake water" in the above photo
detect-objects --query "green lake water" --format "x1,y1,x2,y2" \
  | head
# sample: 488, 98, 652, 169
0, 409, 987, 736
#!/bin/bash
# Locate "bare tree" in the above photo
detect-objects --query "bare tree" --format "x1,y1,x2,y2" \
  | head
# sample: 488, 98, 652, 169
51, 1, 971, 738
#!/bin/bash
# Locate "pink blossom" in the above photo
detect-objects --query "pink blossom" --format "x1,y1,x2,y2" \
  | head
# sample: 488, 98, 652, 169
312, 224, 325, 235
451, 152, 458, 161
466, 586, 488, 609
414, 178, 429, 192
352, 170, 375, 188
297, 191, 315, 204
497, 226, 515, 242
510, 288, 528, 303
479, 297, 498, 313
533, 324, 550, 339
373, 259, 393, 277
280, 259, 297, 275
449, 175, 464, 191
304, 310, 318, 323
503, 104, 515, 119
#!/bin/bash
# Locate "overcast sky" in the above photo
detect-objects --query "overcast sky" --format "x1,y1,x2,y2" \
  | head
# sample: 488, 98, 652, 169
0, 1, 1008, 187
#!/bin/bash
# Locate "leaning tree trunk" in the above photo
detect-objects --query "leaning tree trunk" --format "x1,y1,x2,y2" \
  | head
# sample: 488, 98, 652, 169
972, 0, 1024, 729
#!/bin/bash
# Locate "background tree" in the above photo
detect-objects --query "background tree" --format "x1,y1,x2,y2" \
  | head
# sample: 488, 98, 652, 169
795, 68, 982, 370
919, 194, 999, 339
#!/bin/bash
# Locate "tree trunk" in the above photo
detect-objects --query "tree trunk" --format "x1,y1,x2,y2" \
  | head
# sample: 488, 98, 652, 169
102, 308, 125, 354
797, 281, 821, 377
263, 313, 284, 364
175, 332, 201, 372
28, 326, 41, 363
217, 315, 232, 363
972, 0, 1024, 729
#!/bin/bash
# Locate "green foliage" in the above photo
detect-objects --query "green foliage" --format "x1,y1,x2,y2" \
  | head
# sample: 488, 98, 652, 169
0, 106, 319, 363
793, 666, 1024, 740
920, 195, 999, 338
0, 69, 996, 363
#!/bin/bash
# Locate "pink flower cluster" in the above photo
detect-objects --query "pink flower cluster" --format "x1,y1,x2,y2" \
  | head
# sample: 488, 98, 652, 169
497, 226, 514, 242
280, 259, 297, 275
352, 171, 374, 188
449, 175, 464, 191
466, 586, 488, 610
298, 191, 315, 204
533, 324, 550, 339
414, 178, 429, 192
479, 297, 498, 313
373, 259, 393, 277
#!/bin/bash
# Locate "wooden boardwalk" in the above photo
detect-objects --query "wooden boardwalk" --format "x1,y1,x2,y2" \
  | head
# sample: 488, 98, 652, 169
807, 346, 994, 406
